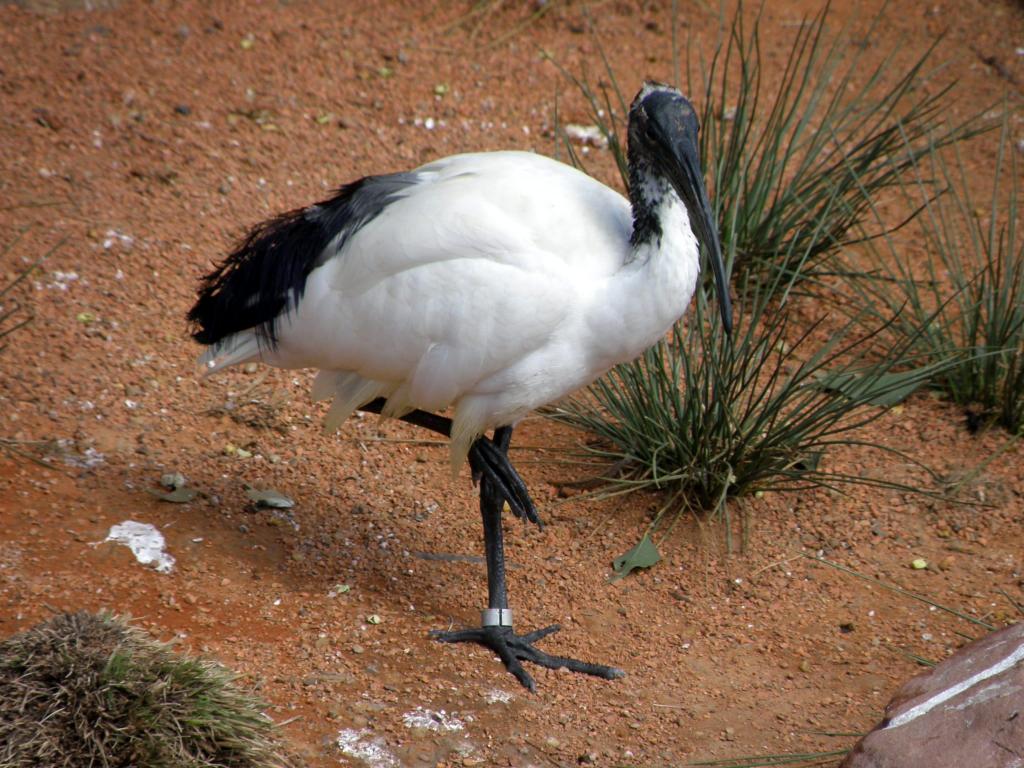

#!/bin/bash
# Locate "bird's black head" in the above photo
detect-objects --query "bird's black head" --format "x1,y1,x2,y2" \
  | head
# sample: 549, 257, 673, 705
628, 82, 732, 335
627, 82, 701, 159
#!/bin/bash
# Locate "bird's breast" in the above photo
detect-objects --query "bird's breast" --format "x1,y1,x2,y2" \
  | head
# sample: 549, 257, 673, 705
582, 197, 702, 370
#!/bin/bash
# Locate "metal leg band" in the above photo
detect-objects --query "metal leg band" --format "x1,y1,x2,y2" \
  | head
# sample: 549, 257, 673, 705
481, 608, 513, 627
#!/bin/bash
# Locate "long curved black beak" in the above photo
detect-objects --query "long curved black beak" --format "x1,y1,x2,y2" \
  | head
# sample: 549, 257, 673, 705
667, 141, 733, 336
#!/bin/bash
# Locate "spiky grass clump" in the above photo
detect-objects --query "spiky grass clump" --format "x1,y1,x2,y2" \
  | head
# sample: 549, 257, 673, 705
843, 126, 1024, 433
0, 611, 295, 768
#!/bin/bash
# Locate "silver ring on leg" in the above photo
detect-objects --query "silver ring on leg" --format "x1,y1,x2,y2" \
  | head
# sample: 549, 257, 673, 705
480, 608, 513, 627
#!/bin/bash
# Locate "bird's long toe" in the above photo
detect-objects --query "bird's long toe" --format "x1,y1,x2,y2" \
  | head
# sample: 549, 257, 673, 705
468, 438, 541, 526
429, 624, 625, 691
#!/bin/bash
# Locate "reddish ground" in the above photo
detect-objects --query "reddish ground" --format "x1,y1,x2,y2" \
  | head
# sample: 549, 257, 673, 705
1, 1, 1022, 766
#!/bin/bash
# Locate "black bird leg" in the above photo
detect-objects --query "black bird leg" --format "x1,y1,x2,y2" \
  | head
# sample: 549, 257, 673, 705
431, 426, 626, 691
355, 400, 625, 690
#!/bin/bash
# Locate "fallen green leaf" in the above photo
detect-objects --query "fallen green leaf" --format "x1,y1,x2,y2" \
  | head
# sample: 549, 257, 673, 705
611, 534, 661, 581
813, 367, 935, 407
244, 485, 294, 509
366, 614, 382, 625
793, 451, 823, 472
911, 558, 928, 570
148, 486, 198, 503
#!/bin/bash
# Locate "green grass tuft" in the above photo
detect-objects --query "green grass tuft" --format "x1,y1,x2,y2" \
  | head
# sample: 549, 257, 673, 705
840, 121, 1024, 434
0, 611, 297, 768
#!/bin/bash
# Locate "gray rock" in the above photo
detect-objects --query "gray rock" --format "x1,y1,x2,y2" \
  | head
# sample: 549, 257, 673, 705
842, 622, 1024, 768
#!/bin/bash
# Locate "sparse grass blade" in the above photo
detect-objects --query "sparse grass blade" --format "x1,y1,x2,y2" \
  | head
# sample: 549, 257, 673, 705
685, 750, 848, 767
806, 554, 996, 631
885, 642, 937, 667
2, 235, 62, 464
0, 232, 49, 354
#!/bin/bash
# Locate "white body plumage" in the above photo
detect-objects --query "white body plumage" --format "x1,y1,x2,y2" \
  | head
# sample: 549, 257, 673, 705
201, 150, 702, 470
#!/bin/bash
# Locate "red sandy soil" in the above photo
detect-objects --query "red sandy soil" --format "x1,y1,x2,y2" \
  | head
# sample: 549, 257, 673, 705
1, 1, 1022, 766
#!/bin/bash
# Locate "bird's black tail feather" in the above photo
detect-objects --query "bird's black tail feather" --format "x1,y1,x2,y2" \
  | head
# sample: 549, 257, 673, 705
188, 205, 329, 347
187, 171, 418, 347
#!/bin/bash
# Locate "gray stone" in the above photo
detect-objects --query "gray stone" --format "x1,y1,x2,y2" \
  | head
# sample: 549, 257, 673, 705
842, 622, 1024, 768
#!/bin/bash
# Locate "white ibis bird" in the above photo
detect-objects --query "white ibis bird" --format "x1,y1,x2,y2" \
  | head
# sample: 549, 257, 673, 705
188, 82, 732, 691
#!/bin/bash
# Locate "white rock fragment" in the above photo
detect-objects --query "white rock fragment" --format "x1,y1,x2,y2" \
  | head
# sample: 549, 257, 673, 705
402, 707, 465, 732
484, 688, 513, 704
564, 123, 608, 148
42, 271, 79, 291
103, 521, 175, 573
336, 729, 397, 768
63, 446, 105, 469
412, 116, 444, 131
102, 229, 134, 250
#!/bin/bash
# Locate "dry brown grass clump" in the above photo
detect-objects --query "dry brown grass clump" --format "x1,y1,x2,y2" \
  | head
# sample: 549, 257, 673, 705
0, 611, 296, 768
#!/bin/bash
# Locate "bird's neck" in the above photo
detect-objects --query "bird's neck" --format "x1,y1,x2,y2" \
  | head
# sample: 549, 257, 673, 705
627, 155, 676, 254
579, 155, 701, 366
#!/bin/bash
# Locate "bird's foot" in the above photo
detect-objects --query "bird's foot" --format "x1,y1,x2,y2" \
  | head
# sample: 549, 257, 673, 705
430, 623, 625, 692
468, 436, 540, 527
